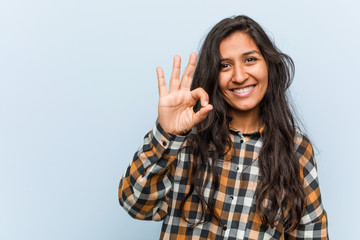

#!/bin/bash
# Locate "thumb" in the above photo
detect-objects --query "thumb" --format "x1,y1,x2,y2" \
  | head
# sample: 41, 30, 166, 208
192, 104, 213, 126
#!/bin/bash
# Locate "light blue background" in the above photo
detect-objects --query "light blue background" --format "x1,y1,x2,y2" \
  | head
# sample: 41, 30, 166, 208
1, 0, 359, 239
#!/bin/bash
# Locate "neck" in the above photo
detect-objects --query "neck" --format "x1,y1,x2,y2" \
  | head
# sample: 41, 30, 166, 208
228, 107, 261, 133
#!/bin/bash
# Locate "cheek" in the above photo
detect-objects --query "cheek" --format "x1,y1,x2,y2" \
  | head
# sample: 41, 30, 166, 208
218, 77, 228, 93
259, 80, 268, 100
254, 64, 268, 80
262, 77, 268, 91
218, 74, 226, 87
218, 87, 232, 105
254, 67, 268, 90
259, 78, 269, 101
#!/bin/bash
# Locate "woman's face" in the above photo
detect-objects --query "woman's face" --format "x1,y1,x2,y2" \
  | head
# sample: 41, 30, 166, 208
218, 32, 268, 115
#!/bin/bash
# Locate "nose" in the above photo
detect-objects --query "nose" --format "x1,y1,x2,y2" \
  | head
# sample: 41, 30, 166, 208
232, 64, 248, 84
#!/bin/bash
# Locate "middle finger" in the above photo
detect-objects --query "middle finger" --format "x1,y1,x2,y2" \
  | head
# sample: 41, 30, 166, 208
169, 55, 181, 93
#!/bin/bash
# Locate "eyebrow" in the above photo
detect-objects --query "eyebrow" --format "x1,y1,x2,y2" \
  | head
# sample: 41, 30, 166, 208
220, 50, 261, 61
242, 50, 261, 56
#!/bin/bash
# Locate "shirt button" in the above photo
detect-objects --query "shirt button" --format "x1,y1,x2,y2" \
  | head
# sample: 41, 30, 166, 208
236, 166, 240, 171
223, 224, 227, 231
162, 141, 167, 147
229, 195, 234, 200
240, 139, 244, 144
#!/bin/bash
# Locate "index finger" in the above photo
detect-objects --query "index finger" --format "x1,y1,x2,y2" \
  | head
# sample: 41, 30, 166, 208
190, 87, 209, 107
180, 52, 197, 90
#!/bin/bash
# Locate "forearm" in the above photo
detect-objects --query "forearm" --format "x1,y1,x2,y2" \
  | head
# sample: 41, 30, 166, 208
286, 211, 328, 239
118, 121, 187, 220
287, 132, 329, 239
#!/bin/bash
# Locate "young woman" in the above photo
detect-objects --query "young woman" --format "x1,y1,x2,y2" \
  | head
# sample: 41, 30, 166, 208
118, 15, 328, 239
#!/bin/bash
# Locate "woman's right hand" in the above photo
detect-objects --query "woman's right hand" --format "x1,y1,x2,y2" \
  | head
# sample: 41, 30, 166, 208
156, 52, 213, 135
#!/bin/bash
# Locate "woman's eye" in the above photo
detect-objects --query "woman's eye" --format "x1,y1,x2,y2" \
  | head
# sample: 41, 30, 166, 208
220, 63, 230, 69
245, 57, 257, 63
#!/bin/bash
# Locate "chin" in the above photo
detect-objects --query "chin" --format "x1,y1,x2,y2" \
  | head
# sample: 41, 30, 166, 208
230, 103, 259, 113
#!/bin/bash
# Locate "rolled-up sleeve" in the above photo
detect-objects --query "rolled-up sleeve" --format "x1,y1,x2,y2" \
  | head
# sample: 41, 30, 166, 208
287, 133, 328, 239
118, 121, 187, 221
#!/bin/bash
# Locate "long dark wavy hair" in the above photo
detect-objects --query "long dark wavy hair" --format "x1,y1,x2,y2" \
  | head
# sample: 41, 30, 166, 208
180, 15, 306, 232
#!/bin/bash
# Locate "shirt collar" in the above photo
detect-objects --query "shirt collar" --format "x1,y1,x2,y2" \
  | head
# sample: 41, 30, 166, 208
228, 124, 265, 136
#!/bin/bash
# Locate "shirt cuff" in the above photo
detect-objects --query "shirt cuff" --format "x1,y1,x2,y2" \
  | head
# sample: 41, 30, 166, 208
149, 120, 189, 157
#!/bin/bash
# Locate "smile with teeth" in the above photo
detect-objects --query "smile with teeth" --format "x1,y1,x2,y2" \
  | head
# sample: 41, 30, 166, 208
231, 85, 255, 96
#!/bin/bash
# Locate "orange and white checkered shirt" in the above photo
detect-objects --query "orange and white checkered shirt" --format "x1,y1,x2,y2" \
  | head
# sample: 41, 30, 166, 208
119, 121, 328, 239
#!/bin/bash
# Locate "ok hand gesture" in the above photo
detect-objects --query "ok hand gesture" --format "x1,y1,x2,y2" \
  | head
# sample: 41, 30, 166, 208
157, 53, 213, 135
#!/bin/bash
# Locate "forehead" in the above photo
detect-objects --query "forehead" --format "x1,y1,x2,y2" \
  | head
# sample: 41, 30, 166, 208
219, 32, 260, 57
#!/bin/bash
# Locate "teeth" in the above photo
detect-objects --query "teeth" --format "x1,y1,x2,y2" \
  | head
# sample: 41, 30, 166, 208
233, 86, 254, 93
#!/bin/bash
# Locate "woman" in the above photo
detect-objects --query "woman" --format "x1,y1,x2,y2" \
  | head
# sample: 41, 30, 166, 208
118, 15, 328, 239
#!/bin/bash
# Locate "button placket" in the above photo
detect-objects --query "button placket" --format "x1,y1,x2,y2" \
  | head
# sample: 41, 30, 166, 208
223, 224, 227, 231
235, 134, 244, 172
227, 132, 247, 238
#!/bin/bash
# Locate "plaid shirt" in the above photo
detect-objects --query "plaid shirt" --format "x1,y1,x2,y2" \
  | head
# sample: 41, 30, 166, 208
119, 121, 328, 239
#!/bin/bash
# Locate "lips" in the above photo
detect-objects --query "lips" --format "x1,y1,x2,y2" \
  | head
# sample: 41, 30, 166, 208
231, 85, 255, 97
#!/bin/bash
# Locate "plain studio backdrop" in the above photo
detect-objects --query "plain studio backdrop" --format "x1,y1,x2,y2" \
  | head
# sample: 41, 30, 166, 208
0, 0, 359, 239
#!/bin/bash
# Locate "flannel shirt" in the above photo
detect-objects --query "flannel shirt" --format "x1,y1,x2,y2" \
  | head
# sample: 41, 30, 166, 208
119, 121, 328, 239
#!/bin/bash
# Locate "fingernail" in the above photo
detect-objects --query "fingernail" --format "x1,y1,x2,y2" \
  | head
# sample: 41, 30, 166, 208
203, 101, 208, 106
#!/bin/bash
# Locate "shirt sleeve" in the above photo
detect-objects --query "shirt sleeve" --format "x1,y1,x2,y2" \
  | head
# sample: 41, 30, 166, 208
286, 132, 329, 239
118, 120, 187, 221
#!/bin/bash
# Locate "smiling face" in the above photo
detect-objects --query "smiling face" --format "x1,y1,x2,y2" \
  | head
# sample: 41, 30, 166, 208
218, 32, 268, 119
